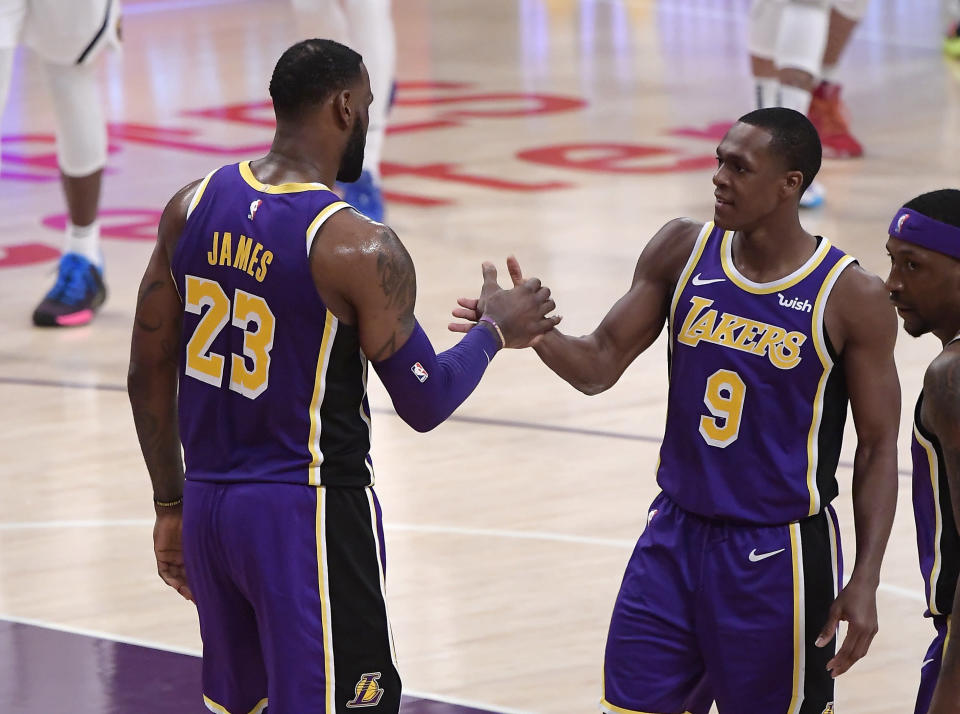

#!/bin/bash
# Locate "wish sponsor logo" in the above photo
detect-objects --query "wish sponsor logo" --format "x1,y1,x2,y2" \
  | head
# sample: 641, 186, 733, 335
777, 293, 812, 313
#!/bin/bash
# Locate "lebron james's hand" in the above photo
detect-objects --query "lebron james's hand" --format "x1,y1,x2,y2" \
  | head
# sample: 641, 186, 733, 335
153, 509, 194, 602
449, 256, 561, 347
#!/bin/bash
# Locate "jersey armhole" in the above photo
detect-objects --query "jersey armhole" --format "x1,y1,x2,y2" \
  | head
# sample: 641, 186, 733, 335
668, 222, 716, 334
305, 201, 352, 257
185, 168, 218, 220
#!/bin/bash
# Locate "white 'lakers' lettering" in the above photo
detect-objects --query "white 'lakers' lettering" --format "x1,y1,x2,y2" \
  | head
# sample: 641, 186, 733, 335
207, 231, 274, 282
677, 296, 806, 370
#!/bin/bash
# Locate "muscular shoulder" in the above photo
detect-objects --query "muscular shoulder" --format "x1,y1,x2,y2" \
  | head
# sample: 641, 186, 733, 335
158, 178, 204, 260
827, 262, 896, 353
309, 208, 416, 323
924, 346, 960, 430
633, 217, 704, 285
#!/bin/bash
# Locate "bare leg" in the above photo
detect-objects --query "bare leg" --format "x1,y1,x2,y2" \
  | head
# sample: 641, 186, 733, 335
61, 169, 102, 227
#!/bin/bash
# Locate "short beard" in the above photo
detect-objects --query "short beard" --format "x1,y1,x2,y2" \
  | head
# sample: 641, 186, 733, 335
337, 118, 366, 183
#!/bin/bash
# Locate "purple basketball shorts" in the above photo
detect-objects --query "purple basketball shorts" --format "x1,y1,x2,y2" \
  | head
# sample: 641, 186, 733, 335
601, 492, 842, 714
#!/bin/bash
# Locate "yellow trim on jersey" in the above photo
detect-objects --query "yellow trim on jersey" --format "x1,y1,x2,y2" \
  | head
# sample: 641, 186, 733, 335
599, 698, 692, 714
916, 422, 945, 616
668, 222, 715, 331
239, 160, 331, 194
945, 616, 953, 658
367, 488, 397, 665
825, 507, 840, 597
720, 232, 832, 295
804, 255, 856, 516
308, 310, 339, 486
187, 168, 218, 220
305, 200, 351, 256
202, 695, 268, 714
787, 523, 805, 714
316, 487, 336, 714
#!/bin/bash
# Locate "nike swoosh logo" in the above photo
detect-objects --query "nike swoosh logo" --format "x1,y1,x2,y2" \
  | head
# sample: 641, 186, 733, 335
923, 658, 936, 668
691, 273, 726, 286
748, 548, 786, 562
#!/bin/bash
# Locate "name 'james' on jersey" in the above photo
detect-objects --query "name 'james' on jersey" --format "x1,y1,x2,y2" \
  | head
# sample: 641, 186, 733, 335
656, 222, 855, 525
170, 161, 375, 487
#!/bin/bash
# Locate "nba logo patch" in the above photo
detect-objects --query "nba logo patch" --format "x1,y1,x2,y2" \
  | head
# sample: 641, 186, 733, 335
248, 199, 262, 220
411, 362, 429, 382
896, 213, 909, 233
346, 672, 385, 708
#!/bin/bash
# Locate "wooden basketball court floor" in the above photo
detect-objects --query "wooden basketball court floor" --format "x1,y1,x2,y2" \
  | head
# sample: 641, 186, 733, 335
0, 0, 958, 711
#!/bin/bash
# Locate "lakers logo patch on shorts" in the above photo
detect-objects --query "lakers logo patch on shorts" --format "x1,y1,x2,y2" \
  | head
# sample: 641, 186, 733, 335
346, 672, 385, 708
822, 702, 835, 714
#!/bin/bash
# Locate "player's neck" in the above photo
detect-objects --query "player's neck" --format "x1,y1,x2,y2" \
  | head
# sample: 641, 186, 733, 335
732, 218, 817, 284
255, 131, 339, 187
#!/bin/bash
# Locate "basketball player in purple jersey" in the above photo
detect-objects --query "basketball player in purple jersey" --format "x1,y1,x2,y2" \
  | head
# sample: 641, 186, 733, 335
453, 108, 900, 713
128, 39, 559, 714
884, 190, 960, 714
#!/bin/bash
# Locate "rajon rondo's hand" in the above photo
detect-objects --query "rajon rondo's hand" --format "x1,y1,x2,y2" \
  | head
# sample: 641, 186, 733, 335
153, 510, 194, 602
448, 256, 561, 347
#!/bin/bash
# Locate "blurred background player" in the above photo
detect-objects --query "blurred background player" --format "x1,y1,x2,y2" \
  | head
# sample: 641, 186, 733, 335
291, 0, 394, 222
0, 0, 120, 326
946, 0, 960, 59
748, 0, 869, 208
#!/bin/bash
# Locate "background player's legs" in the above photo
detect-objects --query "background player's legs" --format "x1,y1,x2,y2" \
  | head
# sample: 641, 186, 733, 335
750, 0, 830, 207
0, 0, 27, 178
292, 0, 395, 222
914, 616, 950, 714
749, 0, 784, 109
32, 58, 107, 327
182, 481, 269, 714
806, 1, 867, 158
699, 510, 840, 713
602, 494, 710, 714
336, 0, 394, 223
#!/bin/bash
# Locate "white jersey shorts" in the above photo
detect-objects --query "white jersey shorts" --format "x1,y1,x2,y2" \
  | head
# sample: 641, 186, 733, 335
0, 0, 120, 65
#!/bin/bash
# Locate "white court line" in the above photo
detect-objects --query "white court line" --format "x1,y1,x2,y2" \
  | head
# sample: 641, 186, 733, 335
0, 614, 533, 714
0, 518, 926, 603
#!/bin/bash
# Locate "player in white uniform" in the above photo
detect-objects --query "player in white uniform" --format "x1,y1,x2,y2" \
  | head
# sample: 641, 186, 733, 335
748, 0, 869, 207
0, 0, 120, 326
291, 0, 394, 222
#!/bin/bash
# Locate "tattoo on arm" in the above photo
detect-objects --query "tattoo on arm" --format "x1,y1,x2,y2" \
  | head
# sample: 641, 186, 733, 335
135, 280, 166, 332
375, 240, 416, 315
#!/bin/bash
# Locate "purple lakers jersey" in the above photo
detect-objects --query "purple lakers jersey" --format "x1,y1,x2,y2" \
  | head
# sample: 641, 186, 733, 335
913, 392, 960, 617
170, 161, 374, 487
656, 222, 855, 524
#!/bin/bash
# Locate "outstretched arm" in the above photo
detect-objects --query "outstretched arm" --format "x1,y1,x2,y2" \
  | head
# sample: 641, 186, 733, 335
814, 266, 899, 677
312, 210, 559, 431
452, 219, 699, 395
924, 349, 960, 713
128, 179, 200, 602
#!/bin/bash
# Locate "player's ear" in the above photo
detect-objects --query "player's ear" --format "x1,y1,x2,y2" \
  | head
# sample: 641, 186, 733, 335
782, 170, 804, 199
334, 88, 353, 129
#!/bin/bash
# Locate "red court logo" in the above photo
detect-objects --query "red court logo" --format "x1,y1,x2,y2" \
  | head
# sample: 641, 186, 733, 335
346, 672, 385, 708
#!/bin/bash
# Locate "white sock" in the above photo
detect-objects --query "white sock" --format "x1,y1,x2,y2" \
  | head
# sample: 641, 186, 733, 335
755, 77, 780, 109
64, 221, 103, 269
820, 63, 839, 85
780, 84, 813, 115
